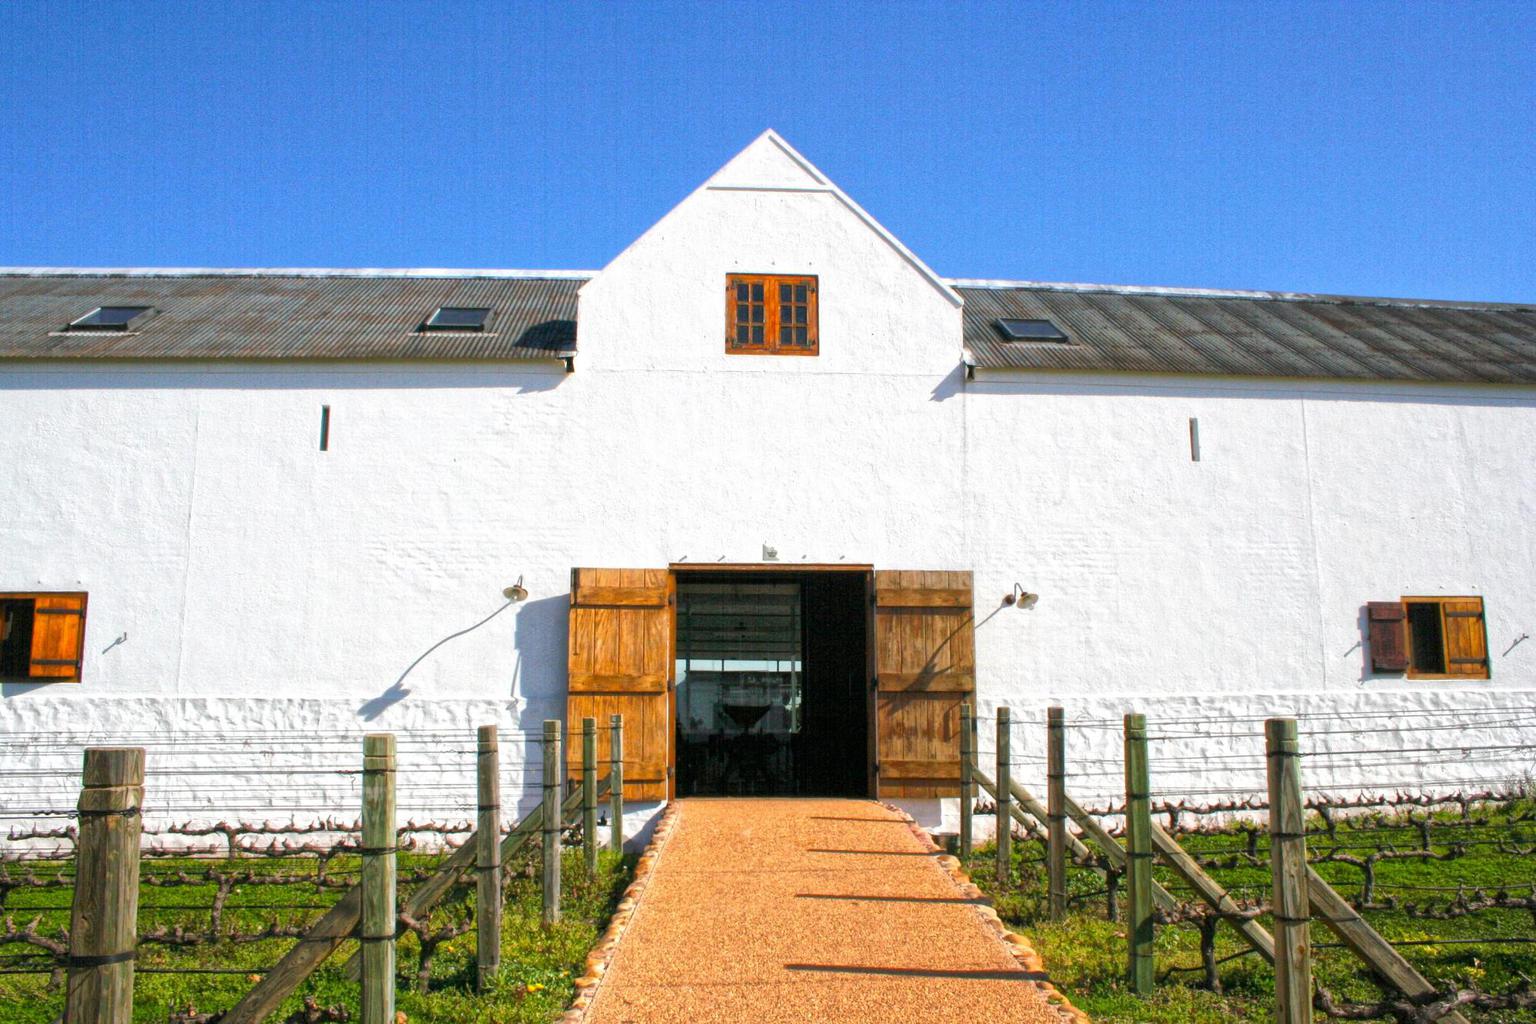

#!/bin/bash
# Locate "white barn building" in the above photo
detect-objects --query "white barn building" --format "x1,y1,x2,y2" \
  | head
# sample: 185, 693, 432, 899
3, 132, 1533, 837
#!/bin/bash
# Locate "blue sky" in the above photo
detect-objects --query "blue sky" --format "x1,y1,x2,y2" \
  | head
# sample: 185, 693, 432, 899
1, 1, 1532, 301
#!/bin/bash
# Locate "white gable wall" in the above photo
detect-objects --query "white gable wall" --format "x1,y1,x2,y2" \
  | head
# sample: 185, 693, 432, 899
577, 132, 961, 376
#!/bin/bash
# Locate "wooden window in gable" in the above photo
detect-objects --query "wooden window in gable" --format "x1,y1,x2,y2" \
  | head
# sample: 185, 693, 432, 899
726, 274, 818, 355
1, 593, 88, 682
1367, 596, 1488, 679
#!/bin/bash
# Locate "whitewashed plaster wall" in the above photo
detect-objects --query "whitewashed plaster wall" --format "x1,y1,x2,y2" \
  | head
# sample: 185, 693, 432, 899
3, 132, 1533, 834
940, 370, 1536, 834
4, 368, 1534, 832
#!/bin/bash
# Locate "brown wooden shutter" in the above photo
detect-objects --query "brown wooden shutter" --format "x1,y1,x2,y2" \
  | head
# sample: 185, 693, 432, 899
872, 570, 974, 798
1366, 601, 1408, 673
567, 569, 672, 801
29, 593, 87, 681
1441, 598, 1489, 678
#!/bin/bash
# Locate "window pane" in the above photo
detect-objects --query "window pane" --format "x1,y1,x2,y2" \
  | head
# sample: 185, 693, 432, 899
795, 285, 807, 303
780, 325, 791, 344
751, 283, 763, 300
736, 303, 749, 322
779, 283, 791, 301
752, 325, 763, 343
752, 305, 763, 323
736, 324, 750, 344
997, 318, 1069, 341
797, 326, 808, 344
736, 283, 749, 301
426, 307, 491, 330
71, 305, 150, 329
1407, 603, 1446, 673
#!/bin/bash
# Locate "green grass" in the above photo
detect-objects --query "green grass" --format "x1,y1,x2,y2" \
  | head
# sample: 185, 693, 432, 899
964, 798, 1536, 1024
0, 844, 633, 1024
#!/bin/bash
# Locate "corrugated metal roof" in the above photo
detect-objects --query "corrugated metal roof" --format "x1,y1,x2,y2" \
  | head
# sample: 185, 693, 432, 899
956, 283, 1536, 385
3, 269, 1533, 384
0, 272, 584, 360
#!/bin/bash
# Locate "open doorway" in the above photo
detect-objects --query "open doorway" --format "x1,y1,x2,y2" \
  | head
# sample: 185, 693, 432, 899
673, 570, 869, 796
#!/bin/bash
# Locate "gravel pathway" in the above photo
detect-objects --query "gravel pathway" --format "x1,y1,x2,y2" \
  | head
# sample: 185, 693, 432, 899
583, 798, 1074, 1024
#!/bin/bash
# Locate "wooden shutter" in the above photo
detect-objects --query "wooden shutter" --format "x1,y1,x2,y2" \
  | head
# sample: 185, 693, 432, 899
29, 593, 87, 681
1441, 598, 1489, 679
567, 569, 672, 801
872, 570, 974, 798
1366, 601, 1408, 673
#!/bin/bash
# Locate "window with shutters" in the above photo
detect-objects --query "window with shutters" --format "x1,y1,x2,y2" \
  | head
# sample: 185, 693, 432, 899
1367, 596, 1488, 679
725, 274, 818, 355
0, 593, 88, 682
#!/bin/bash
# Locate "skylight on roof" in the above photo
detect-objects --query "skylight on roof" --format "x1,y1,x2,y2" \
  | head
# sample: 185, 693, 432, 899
423, 306, 492, 331
69, 306, 153, 331
996, 318, 1069, 342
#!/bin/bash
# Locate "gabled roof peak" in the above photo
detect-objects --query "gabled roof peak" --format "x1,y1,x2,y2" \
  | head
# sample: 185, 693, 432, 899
703, 130, 831, 190
690, 130, 961, 308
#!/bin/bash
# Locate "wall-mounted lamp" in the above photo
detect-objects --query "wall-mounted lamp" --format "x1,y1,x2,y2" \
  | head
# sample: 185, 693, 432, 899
502, 575, 529, 602
1003, 583, 1038, 609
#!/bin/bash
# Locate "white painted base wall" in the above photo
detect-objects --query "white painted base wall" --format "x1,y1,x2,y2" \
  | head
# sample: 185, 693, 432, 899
2, 360, 1533, 834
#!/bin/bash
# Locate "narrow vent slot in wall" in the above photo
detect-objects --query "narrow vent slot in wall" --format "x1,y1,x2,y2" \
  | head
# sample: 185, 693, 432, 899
320, 405, 331, 452
1189, 417, 1200, 462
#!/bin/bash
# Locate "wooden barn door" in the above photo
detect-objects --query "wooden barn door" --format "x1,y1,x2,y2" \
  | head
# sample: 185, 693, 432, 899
871, 570, 975, 798
567, 568, 673, 801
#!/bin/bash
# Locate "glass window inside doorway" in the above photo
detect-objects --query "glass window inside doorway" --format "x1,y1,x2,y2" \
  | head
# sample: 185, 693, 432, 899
676, 580, 802, 795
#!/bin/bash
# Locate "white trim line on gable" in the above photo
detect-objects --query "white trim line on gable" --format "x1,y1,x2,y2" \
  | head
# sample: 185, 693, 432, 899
706, 185, 836, 194
761, 131, 831, 186
759, 132, 962, 309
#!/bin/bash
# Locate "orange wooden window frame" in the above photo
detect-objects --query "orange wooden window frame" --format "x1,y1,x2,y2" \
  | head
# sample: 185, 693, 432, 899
725, 274, 819, 356
1402, 595, 1489, 680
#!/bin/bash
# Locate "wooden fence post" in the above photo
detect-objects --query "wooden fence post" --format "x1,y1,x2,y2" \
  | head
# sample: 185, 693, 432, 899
609, 714, 624, 851
1047, 706, 1067, 921
360, 734, 396, 1024
1267, 718, 1311, 1024
65, 747, 144, 1024
959, 701, 973, 857
996, 707, 1011, 885
475, 725, 501, 992
582, 717, 598, 876
1124, 713, 1154, 994
542, 720, 561, 926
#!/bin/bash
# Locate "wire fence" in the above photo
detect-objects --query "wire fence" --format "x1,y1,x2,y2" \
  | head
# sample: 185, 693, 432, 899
966, 702, 1536, 1023
0, 721, 618, 1021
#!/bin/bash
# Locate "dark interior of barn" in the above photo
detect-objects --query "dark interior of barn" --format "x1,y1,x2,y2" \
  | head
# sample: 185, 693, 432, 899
674, 571, 868, 797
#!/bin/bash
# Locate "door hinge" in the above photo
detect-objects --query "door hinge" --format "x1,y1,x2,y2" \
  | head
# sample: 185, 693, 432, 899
870, 675, 879, 693
872, 761, 880, 776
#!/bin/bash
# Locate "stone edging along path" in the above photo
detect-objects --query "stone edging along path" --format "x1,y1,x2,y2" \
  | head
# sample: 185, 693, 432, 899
883, 803, 1091, 1024
560, 801, 683, 1023
562, 798, 1091, 1024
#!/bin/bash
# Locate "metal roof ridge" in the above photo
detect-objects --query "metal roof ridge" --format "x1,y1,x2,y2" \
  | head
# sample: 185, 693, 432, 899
946, 278, 1535, 313
0, 267, 598, 280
